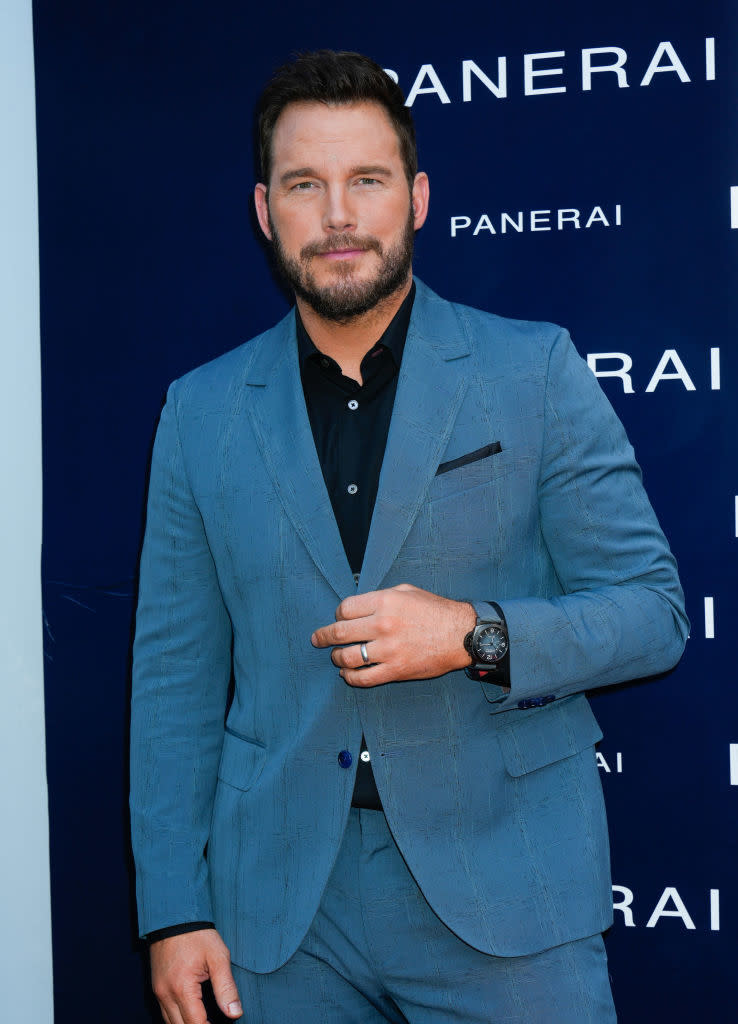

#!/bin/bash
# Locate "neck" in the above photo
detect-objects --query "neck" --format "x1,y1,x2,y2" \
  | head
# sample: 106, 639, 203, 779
296, 275, 412, 383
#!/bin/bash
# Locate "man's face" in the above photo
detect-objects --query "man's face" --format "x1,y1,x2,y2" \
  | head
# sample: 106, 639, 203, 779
254, 101, 429, 322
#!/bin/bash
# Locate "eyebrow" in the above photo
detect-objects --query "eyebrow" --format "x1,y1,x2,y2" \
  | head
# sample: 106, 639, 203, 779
279, 168, 318, 185
278, 164, 395, 185
349, 165, 394, 178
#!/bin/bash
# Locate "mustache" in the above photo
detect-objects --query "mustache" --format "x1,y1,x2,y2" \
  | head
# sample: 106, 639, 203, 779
300, 234, 382, 259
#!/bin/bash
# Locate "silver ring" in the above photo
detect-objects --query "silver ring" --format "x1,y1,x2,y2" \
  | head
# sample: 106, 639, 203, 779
360, 642, 370, 665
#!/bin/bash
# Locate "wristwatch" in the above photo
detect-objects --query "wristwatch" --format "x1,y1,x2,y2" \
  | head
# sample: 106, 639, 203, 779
463, 602, 510, 682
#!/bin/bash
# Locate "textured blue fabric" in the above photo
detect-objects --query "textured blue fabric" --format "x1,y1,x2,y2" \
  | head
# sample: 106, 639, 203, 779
130, 278, 687, 972
232, 808, 617, 1023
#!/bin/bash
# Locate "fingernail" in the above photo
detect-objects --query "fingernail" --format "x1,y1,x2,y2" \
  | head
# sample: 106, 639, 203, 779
228, 1001, 242, 1016
310, 632, 317, 646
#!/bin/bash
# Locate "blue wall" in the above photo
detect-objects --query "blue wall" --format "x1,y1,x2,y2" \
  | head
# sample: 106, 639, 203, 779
35, 2, 737, 1019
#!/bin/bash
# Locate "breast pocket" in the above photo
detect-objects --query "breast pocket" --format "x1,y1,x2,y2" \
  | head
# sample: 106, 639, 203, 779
428, 442, 521, 505
436, 441, 502, 476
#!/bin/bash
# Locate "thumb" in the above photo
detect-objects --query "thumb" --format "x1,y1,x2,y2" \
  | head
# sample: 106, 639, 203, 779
210, 957, 242, 1019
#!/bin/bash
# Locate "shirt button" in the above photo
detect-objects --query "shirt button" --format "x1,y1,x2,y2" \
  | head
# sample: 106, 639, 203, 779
347, 483, 358, 495
360, 750, 371, 763
338, 750, 353, 769
347, 399, 359, 411
320, 357, 330, 368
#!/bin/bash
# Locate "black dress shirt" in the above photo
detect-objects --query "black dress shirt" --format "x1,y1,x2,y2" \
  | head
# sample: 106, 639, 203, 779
297, 282, 415, 809
146, 284, 414, 944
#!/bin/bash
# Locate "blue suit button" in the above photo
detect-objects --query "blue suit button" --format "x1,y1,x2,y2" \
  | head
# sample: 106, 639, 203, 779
518, 695, 557, 710
338, 750, 353, 769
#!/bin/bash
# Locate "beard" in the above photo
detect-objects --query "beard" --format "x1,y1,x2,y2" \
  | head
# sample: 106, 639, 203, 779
269, 205, 415, 323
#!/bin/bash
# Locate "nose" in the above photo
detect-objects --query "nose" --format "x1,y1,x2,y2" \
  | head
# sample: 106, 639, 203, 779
323, 184, 356, 233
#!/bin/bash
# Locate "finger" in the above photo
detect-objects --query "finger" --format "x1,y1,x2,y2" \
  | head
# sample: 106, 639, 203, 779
340, 663, 394, 688
155, 987, 192, 1024
157, 979, 210, 1024
311, 623, 337, 648
172, 993, 206, 1024
312, 617, 371, 648
210, 959, 243, 1019
331, 641, 375, 669
157, 998, 187, 1024
335, 590, 380, 621
177, 992, 208, 1024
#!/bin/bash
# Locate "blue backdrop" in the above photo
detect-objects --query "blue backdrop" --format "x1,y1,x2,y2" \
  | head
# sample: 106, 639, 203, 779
34, 1, 737, 1020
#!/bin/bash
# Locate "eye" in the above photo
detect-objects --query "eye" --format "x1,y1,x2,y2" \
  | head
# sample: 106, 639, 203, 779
357, 177, 380, 186
291, 180, 316, 191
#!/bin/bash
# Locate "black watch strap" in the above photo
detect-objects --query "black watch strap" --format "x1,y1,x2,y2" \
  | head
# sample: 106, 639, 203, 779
464, 601, 510, 684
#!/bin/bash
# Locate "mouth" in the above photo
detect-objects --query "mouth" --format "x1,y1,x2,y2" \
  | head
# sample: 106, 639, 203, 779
302, 235, 380, 264
318, 248, 369, 262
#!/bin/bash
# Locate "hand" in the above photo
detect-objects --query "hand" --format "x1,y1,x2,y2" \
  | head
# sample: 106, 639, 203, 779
150, 929, 242, 1024
311, 584, 476, 687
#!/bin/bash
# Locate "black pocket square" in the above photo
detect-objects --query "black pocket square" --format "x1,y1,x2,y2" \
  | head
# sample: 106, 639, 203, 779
436, 441, 502, 476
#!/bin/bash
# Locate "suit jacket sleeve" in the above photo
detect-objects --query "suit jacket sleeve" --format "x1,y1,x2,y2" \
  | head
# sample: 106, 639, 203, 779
130, 381, 233, 937
478, 327, 688, 710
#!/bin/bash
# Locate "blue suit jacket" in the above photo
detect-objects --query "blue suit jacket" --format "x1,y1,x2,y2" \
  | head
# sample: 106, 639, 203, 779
130, 279, 687, 972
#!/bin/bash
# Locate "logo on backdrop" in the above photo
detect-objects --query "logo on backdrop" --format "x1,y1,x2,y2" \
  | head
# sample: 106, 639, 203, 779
597, 750, 623, 774
385, 38, 716, 106
600, 743, 738, 780
587, 349, 721, 394
450, 205, 621, 238
613, 885, 722, 931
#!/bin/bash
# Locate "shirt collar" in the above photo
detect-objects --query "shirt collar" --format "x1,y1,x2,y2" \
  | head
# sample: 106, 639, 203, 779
296, 280, 416, 370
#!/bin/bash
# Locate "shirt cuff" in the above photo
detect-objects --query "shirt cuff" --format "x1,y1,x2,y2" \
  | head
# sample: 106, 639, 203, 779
146, 921, 216, 944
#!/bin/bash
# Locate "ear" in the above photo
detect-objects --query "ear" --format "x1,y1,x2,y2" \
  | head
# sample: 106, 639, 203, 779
411, 172, 430, 231
254, 183, 272, 241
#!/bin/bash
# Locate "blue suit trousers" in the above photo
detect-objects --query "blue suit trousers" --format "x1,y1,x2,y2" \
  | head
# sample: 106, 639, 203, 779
232, 809, 617, 1023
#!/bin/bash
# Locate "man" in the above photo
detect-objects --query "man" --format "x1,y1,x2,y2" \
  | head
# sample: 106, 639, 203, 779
130, 50, 688, 1024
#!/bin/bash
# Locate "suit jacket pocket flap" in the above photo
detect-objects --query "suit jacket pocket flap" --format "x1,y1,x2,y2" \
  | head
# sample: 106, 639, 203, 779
497, 698, 602, 778
217, 729, 267, 791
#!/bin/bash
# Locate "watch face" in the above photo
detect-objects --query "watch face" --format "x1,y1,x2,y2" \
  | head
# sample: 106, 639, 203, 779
474, 625, 509, 664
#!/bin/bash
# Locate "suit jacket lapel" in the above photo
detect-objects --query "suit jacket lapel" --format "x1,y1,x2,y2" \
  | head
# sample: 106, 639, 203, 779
360, 281, 471, 593
243, 311, 355, 601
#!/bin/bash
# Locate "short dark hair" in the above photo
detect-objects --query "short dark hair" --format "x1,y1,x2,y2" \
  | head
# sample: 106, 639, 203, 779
257, 50, 418, 188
